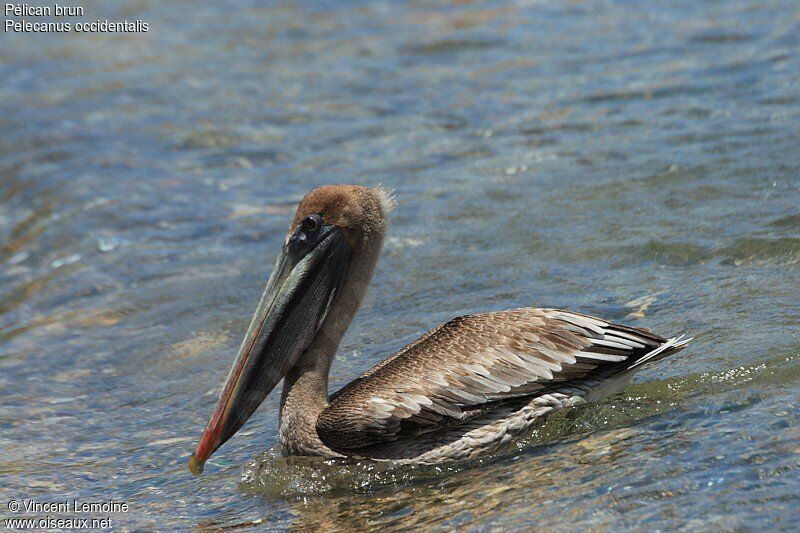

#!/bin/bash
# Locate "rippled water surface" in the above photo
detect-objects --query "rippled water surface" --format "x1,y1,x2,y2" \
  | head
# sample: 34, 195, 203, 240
2, 0, 799, 530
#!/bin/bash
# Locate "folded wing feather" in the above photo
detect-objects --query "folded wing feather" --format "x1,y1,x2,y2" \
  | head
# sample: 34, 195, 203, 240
317, 308, 674, 450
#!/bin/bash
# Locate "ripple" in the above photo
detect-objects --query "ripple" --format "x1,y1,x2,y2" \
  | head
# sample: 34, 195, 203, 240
619, 240, 712, 267
719, 237, 800, 265
403, 38, 504, 56
769, 214, 800, 229
688, 31, 754, 44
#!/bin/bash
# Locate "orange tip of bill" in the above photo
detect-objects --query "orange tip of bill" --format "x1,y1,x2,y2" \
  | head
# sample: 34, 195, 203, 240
189, 452, 204, 477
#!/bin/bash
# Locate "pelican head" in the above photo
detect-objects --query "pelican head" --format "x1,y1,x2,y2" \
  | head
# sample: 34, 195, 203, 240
190, 185, 394, 475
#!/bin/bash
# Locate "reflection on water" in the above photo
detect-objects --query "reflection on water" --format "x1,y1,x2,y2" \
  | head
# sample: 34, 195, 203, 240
1, 0, 799, 529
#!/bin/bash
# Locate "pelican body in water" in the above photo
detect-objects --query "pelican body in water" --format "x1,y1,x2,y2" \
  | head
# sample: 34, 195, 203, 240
190, 185, 689, 475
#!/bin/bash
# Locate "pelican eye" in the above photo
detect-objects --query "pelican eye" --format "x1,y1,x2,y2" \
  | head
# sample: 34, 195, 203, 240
301, 214, 321, 233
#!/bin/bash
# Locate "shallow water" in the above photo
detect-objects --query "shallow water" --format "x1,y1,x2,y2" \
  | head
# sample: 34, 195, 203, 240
1, 0, 799, 530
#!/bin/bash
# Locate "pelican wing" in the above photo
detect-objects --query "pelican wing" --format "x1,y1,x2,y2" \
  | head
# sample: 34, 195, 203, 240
317, 308, 686, 451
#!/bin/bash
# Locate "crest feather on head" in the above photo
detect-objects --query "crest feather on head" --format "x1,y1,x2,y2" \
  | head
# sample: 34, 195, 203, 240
374, 184, 397, 218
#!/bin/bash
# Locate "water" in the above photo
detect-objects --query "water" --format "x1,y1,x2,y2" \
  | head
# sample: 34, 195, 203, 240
1, 0, 798, 529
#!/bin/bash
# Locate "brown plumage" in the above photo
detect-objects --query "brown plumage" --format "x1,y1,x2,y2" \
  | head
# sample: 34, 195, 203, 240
289, 185, 389, 248
316, 308, 686, 456
191, 184, 689, 473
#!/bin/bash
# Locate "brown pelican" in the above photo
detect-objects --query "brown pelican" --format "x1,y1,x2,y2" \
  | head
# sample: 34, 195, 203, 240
189, 185, 689, 475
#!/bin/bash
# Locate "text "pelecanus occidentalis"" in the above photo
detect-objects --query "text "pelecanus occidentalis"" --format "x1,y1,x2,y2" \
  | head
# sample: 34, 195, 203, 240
189, 185, 689, 475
